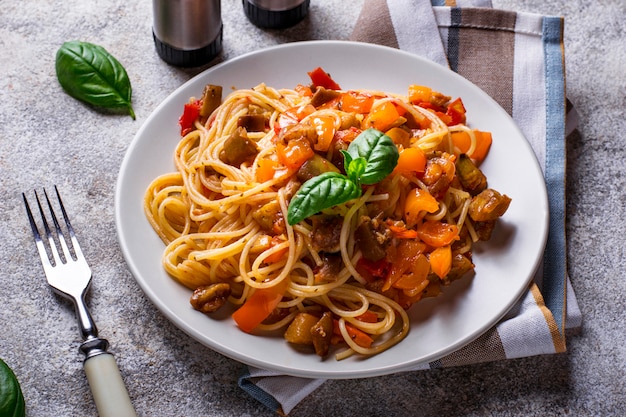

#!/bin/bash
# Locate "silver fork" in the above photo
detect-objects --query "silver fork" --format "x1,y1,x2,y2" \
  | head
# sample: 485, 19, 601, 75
23, 187, 137, 417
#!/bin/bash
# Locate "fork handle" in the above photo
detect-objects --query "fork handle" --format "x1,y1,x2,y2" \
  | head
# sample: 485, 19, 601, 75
84, 352, 137, 417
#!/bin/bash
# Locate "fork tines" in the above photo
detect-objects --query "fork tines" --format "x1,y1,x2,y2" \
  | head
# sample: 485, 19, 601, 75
23, 186, 80, 267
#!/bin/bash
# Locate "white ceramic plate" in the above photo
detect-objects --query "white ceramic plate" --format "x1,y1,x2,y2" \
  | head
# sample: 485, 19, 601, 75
115, 41, 548, 379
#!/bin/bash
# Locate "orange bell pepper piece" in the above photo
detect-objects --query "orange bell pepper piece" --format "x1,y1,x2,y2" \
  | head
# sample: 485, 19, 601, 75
391, 254, 430, 291
451, 130, 492, 164
429, 245, 452, 279
408, 85, 432, 105
256, 158, 280, 182
295, 84, 313, 97
340, 91, 374, 113
404, 188, 439, 226
276, 137, 314, 171
388, 224, 418, 239
364, 101, 401, 132
394, 147, 427, 175
276, 104, 316, 132
355, 310, 379, 323
312, 115, 336, 152
383, 240, 427, 291
416, 221, 460, 247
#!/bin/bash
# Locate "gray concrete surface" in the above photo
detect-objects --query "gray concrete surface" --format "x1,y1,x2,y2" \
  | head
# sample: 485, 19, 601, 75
1, 0, 624, 415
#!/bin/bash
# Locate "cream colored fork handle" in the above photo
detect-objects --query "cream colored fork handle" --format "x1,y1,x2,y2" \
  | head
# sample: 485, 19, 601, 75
83, 353, 137, 417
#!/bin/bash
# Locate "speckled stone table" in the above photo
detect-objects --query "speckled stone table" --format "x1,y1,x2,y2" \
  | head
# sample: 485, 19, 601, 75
1, 0, 624, 416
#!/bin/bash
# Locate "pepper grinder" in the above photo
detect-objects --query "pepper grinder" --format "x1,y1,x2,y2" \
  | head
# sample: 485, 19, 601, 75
242, 0, 310, 29
153, 0, 223, 67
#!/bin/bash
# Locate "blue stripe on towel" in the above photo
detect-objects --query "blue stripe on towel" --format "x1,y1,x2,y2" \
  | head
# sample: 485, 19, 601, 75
447, 8, 462, 72
238, 368, 282, 414
541, 16, 567, 336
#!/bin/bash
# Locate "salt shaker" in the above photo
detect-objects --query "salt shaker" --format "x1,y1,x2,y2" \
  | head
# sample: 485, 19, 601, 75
242, 0, 310, 29
153, 0, 223, 67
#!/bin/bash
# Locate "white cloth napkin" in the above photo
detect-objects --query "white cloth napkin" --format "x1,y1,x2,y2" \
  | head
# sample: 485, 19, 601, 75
239, 0, 582, 414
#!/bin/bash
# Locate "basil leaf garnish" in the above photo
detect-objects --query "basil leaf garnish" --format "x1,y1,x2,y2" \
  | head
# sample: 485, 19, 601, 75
286, 128, 399, 225
55, 41, 136, 119
345, 128, 399, 184
287, 172, 362, 225
346, 156, 367, 185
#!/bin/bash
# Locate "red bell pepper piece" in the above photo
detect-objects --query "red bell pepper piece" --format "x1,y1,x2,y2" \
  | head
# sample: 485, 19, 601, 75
308, 67, 341, 90
179, 100, 201, 136
356, 257, 391, 282
445, 97, 466, 126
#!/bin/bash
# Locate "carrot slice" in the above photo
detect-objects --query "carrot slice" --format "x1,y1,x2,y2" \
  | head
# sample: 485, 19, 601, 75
263, 236, 289, 263
333, 320, 374, 348
233, 279, 289, 333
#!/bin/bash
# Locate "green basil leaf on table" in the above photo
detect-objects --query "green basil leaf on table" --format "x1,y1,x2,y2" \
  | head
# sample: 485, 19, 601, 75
287, 172, 362, 225
345, 128, 398, 184
0, 358, 26, 417
55, 40, 135, 119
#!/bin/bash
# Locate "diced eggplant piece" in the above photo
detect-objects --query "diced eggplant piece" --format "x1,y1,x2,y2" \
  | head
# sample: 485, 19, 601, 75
189, 283, 231, 314
354, 216, 390, 262
252, 200, 285, 235
219, 127, 259, 167
310, 215, 343, 253
237, 114, 266, 132
445, 253, 475, 282
473, 220, 497, 241
338, 111, 360, 129
456, 153, 487, 196
284, 313, 319, 345
313, 254, 343, 283
200, 84, 222, 120
330, 138, 349, 173
284, 177, 302, 200
279, 122, 318, 145
297, 154, 340, 182
311, 312, 333, 357
310, 87, 341, 108
469, 188, 512, 222
430, 91, 452, 108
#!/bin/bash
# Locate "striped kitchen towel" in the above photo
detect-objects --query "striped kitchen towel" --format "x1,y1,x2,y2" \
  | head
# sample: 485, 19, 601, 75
239, 0, 582, 414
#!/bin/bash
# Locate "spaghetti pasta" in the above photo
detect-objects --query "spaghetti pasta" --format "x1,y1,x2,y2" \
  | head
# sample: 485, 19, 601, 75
144, 68, 511, 360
